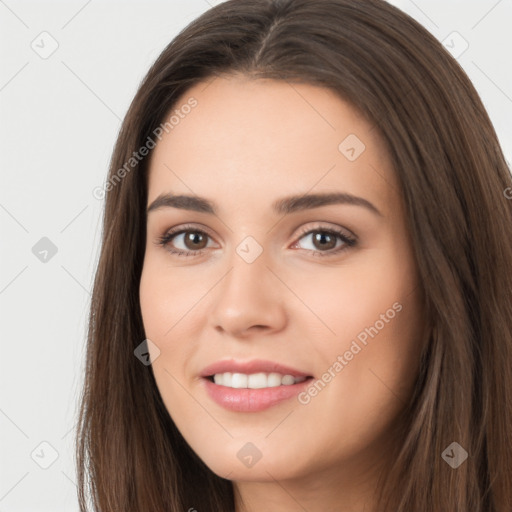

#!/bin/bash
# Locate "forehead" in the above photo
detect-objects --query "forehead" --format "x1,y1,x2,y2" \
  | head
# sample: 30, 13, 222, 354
146, 76, 398, 217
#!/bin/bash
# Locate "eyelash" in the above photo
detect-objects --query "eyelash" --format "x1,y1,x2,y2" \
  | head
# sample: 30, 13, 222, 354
155, 223, 357, 258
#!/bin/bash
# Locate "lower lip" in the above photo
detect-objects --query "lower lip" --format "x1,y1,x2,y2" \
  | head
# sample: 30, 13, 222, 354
202, 377, 313, 412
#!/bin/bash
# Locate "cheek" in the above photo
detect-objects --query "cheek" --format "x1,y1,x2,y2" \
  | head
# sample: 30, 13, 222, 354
291, 246, 423, 444
139, 263, 191, 405
139, 257, 204, 341
289, 246, 415, 349
139, 259, 166, 337
336, 250, 423, 400
139, 259, 206, 405
289, 295, 423, 471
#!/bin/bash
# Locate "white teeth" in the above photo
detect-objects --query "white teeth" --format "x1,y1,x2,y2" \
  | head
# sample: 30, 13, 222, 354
267, 372, 283, 387
211, 372, 307, 389
231, 373, 248, 388
281, 374, 296, 385
248, 372, 268, 389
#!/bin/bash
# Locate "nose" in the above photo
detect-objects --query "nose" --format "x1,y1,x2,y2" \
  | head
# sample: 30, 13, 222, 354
208, 251, 287, 339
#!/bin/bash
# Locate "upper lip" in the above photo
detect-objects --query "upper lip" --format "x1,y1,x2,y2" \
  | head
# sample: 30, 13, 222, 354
200, 359, 313, 378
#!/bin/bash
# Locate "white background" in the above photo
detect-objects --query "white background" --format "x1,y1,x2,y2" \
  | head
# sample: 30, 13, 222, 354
0, 0, 511, 510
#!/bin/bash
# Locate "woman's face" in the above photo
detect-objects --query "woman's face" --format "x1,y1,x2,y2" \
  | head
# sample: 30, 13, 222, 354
139, 75, 425, 488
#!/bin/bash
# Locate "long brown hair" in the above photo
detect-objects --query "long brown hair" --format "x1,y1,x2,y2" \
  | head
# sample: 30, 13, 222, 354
75, 0, 512, 510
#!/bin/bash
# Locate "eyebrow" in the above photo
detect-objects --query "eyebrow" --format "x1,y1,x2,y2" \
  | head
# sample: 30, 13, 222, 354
146, 191, 382, 217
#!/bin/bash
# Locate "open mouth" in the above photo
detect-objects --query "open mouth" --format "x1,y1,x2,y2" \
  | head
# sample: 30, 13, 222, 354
199, 360, 315, 411
205, 372, 314, 389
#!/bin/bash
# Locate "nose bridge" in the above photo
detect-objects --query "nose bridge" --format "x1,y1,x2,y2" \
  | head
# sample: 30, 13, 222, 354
220, 241, 272, 308
209, 239, 286, 335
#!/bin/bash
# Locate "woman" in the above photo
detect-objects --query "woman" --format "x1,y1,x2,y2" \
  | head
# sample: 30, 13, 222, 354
76, 0, 512, 510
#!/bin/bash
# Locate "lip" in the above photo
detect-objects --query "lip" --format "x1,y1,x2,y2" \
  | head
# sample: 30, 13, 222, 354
199, 359, 314, 412
200, 358, 311, 379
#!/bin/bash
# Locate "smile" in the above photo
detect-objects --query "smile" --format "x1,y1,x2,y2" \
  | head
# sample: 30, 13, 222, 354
199, 359, 314, 412
209, 372, 308, 388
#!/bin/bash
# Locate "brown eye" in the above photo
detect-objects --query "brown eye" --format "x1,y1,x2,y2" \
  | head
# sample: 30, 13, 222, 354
311, 231, 337, 251
292, 226, 357, 258
156, 226, 215, 256
182, 231, 208, 250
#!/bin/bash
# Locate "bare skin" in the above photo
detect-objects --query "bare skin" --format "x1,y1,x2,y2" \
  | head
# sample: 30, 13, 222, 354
139, 75, 426, 512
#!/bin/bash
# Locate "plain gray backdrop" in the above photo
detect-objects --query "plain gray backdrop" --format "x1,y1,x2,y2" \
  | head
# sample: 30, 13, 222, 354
0, 0, 511, 510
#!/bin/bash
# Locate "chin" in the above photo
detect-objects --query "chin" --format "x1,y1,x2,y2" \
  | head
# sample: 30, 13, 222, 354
192, 440, 310, 482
